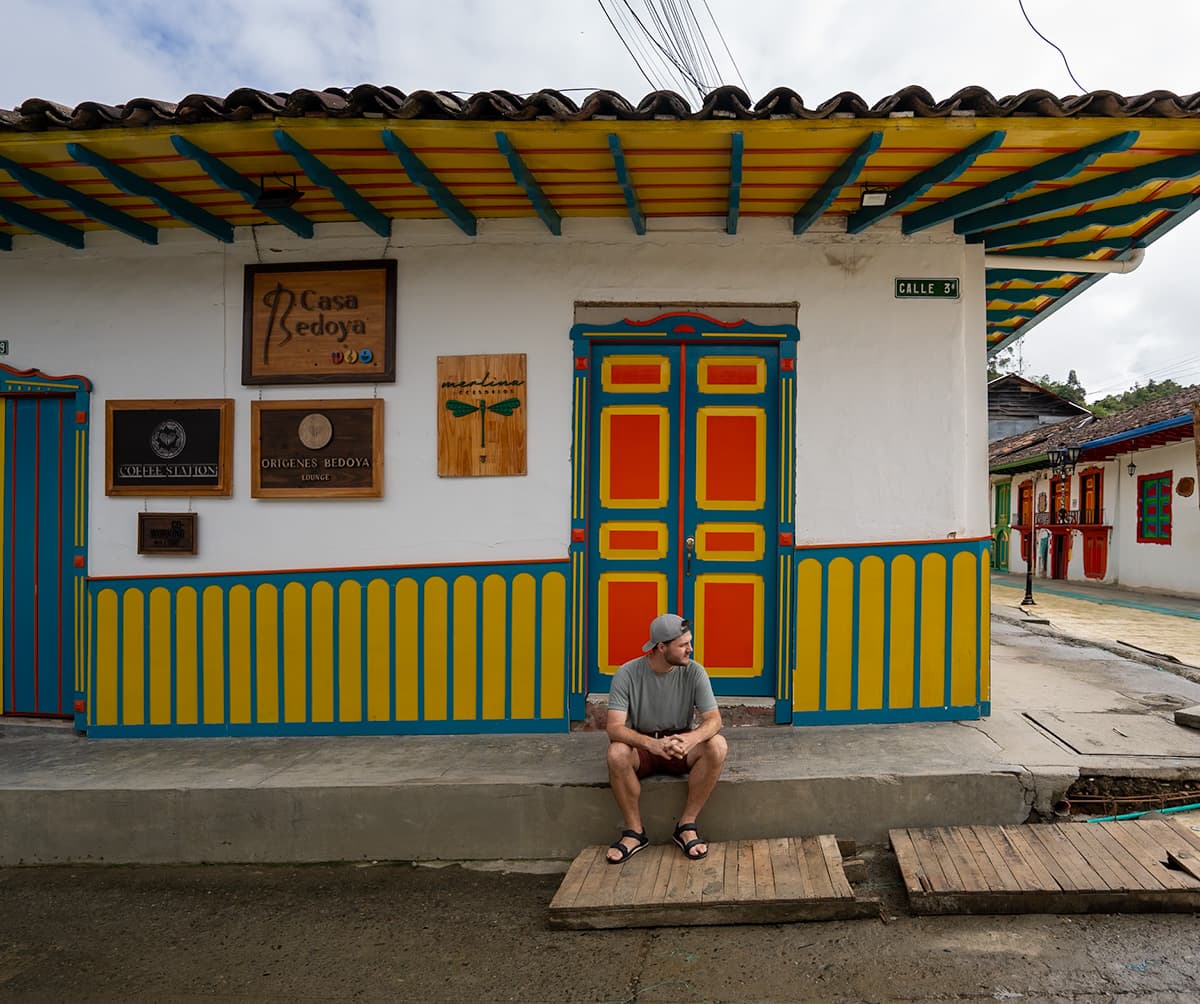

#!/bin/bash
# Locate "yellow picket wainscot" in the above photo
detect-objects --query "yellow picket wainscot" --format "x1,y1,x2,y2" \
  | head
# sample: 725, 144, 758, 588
87, 560, 570, 737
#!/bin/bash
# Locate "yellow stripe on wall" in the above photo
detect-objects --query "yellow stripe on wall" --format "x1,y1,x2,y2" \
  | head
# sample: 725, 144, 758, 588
453, 576, 478, 720
423, 577, 448, 720
282, 583, 307, 723
366, 579, 390, 721
825, 558, 854, 711
794, 558, 822, 712
176, 587, 199, 725
888, 556, 916, 710
919, 555, 947, 708
255, 584, 280, 724
395, 578, 420, 721
202, 586, 225, 725
310, 582, 334, 723
122, 589, 145, 726
338, 581, 362, 723
856, 557, 885, 710
950, 552, 979, 707
229, 585, 252, 725
541, 572, 567, 719
483, 574, 509, 720
980, 553, 991, 703
95, 588, 119, 725
148, 587, 172, 725
511, 574, 537, 718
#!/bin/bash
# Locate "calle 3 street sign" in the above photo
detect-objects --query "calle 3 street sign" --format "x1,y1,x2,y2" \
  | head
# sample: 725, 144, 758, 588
895, 277, 960, 299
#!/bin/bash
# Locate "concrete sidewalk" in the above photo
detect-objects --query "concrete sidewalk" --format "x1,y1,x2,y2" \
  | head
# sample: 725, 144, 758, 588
3, 612, 1200, 866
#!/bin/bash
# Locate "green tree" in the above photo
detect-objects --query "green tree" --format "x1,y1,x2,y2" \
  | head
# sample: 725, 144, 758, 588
987, 347, 1018, 382
1089, 378, 1183, 417
1033, 369, 1087, 407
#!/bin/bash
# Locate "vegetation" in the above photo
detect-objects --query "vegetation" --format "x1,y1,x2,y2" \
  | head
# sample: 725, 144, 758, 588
1088, 379, 1184, 417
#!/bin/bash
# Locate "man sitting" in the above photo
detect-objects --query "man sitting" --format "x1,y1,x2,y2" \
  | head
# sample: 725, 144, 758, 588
604, 613, 728, 864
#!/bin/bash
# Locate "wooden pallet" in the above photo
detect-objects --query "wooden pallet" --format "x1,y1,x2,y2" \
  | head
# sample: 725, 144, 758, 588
548, 836, 878, 930
890, 819, 1200, 915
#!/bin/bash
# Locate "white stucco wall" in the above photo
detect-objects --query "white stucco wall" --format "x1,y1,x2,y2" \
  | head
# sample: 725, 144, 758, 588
8, 217, 988, 576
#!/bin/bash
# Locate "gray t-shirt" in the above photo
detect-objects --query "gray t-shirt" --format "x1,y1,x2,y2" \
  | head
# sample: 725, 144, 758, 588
607, 656, 718, 734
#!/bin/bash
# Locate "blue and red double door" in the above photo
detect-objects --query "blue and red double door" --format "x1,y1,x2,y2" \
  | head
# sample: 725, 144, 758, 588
586, 342, 781, 698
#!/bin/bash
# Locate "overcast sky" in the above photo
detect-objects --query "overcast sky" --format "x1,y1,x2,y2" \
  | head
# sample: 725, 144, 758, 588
4, 0, 1200, 399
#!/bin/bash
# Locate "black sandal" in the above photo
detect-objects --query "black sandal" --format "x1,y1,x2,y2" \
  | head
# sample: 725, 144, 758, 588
607, 829, 648, 864
672, 822, 708, 860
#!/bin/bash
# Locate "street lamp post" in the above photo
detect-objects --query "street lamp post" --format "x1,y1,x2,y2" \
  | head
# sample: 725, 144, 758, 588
1022, 445, 1082, 605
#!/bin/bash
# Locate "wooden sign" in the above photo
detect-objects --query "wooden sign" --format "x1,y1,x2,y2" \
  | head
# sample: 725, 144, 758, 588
251, 399, 383, 498
106, 399, 233, 496
242, 260, 396, 385
437, 354, 527, 477
137, 513, 198, 555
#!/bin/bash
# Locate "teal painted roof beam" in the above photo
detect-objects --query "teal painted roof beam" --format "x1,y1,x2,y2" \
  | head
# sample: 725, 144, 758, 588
989, 273, 1103, 357
986, 283, 1074, 300
169, 135, 313, 239
0, 152, 157, 245
67, 143, 233, 244
986, 268, 1081, 284
986, 308, 1039, 320
726, 131, 743, 235
0, 230, 10, 251
608, 134, 645, 236
957, 150, 1200, 235
988, 238, 1135, 259
792, 131, 882, 236
495, 131, 561, 236
380, 130, 477, 237
847, 130, 1005, 234
0, 197, 85, 248
981, 195, 1189, 248
991, 196, 1200, 355
274, 130, 390, 239
903, 131, 1138, 235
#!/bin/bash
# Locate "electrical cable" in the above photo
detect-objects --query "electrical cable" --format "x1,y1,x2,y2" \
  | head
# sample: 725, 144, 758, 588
701, 0, 749, 93
620, 0, 708, 94
1017, 0, 1086, 93
596, 0, 659, 92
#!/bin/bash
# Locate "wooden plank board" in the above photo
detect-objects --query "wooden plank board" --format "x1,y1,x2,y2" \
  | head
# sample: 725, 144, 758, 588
890, 822, 1200, 916
549, 836, 878, 930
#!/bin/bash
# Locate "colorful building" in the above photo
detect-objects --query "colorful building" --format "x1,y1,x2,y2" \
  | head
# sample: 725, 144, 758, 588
990, 385, 1199, 595
5, 84, 1200, 736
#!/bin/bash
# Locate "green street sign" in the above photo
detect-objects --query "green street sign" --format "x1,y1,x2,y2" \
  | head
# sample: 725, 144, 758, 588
895, 277, 960, 299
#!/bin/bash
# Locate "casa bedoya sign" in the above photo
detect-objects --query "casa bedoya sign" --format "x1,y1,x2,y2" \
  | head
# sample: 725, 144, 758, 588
106, 399, 233, 496
242, 260, 397, 385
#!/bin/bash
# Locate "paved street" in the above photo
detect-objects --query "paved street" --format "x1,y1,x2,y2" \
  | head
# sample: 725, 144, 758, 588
991, 573, 1200, 670
2, 857, 1200, 1003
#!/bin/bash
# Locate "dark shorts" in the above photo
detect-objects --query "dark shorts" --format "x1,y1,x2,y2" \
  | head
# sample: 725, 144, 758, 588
636, 729, 691, 778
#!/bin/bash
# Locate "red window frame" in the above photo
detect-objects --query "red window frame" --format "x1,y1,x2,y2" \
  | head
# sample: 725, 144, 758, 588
1078, 467, 1103, 525
1136, 471, 1172, 545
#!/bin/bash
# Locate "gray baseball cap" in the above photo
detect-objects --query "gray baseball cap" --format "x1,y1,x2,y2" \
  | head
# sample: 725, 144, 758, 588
642, 613, 690, 652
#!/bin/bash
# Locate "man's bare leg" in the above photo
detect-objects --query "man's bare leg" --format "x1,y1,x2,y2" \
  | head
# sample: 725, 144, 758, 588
606, 742, 645, 862
677, 734, 728, 856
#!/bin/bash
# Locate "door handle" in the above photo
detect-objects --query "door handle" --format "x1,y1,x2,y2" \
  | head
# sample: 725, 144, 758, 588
684, 535, 696, 576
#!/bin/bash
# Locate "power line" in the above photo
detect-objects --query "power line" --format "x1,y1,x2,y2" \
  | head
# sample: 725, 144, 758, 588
701, 0, 748, 93
596, 0, 659, 92
1083, 349, 1200, 397
1017, 0, 1086, 93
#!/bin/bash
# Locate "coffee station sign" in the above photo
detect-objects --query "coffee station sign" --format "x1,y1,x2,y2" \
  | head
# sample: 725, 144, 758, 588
242, 260, 397, 385
251, 399, 383, 498
106, 399, 233, 496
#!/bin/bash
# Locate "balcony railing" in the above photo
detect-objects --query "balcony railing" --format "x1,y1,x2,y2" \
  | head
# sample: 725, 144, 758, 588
1033, 509, 1106, 526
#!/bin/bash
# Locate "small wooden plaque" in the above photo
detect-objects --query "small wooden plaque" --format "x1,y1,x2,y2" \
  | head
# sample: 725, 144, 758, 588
437, 353, 527, 477
137, 513, 198, 555
251, 399, 383, 498
242, 260, 397, 385
106, 399, 233, 497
